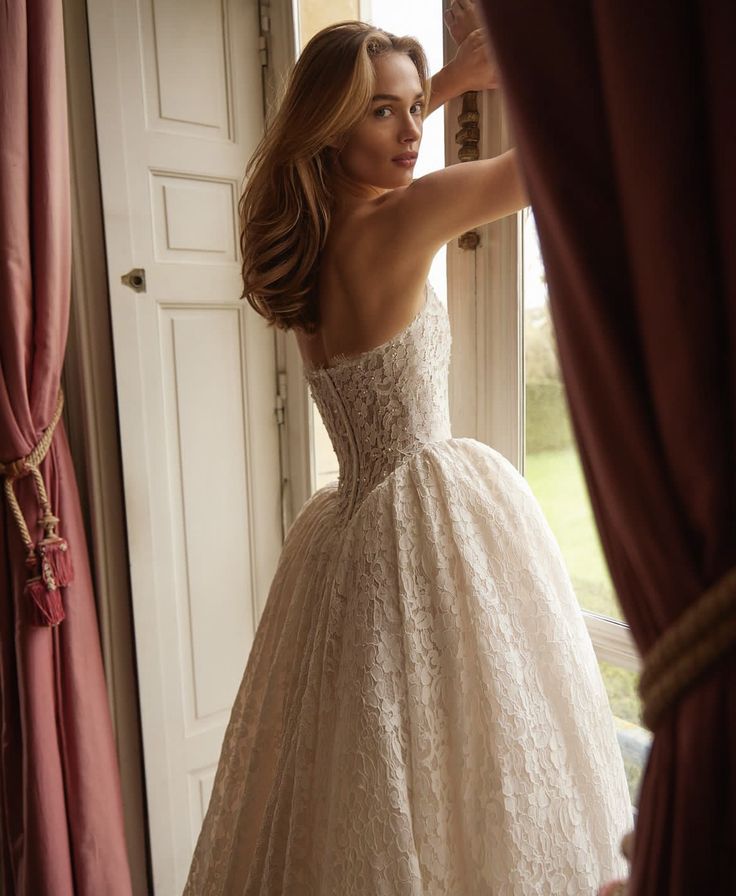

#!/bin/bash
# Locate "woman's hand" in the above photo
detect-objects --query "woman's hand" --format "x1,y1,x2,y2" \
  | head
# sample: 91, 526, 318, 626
449, 27, 501, 93
444, 0, 483, 47
425, 4, 500, 115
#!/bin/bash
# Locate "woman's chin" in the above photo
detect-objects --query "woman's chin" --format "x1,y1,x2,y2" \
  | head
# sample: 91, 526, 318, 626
386, 168, 416, 186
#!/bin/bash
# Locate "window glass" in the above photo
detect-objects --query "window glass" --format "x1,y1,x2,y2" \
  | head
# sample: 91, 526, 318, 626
298, 1, 447, 490
522, 207, 651, 804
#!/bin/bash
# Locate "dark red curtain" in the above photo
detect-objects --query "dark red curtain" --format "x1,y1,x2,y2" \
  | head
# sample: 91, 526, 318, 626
478, 1, 736, 892
0, 1, 133, 893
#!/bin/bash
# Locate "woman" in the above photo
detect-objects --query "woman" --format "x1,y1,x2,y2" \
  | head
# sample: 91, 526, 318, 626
183, 8, 633, 895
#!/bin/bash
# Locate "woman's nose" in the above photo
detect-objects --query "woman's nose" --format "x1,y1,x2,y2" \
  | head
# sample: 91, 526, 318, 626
400, 115, 421, 141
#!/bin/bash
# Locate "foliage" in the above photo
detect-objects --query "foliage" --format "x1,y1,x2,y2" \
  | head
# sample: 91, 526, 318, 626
525, 379, 573, 452
524, 303, 561, 380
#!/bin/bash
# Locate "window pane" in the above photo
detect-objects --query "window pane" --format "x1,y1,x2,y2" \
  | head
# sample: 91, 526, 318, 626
364, 0, 448, 303
522, 207, 626, 623
598, 661, 651, 807
522, 207, 652, 805
298, 1, 447, 493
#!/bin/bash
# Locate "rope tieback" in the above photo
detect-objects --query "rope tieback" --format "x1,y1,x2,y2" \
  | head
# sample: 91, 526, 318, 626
0, 387, 74, 626
639, 564, 736, 731
599, 572, 736, 896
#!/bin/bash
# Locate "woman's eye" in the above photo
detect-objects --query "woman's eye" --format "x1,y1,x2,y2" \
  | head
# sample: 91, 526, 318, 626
374, 103, 424, 118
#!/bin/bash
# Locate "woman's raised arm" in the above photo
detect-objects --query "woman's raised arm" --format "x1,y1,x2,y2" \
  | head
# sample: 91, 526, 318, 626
393, 149, 529, 255
398, 11, 528, 254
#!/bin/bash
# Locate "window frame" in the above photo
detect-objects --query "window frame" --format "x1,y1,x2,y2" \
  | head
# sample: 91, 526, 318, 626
458, 85, 641, 674
278, 0, 641, 676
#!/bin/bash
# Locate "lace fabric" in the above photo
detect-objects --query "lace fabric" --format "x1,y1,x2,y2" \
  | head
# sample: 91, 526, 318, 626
304, 282, 452, 521
183, 279, 633, 895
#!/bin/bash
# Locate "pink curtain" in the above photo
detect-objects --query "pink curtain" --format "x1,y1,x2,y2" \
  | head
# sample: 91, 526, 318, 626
478, 0, 736, 892
0, 1, 133, 893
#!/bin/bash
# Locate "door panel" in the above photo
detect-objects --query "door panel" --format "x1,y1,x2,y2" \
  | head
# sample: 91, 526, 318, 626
87, 0, 282, 891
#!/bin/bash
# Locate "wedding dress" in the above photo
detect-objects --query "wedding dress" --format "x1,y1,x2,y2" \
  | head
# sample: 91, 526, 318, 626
183, 279, 633, 895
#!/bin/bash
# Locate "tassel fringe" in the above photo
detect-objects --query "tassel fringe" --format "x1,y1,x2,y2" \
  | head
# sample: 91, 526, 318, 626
24, 576, 66, 627
40, 536, 74, 587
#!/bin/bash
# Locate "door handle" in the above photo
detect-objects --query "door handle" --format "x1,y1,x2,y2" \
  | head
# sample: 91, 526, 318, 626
121, 268, 146, 292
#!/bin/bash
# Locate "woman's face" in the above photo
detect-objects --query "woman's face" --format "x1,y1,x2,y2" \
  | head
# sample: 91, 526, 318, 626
334, 51, 424, 194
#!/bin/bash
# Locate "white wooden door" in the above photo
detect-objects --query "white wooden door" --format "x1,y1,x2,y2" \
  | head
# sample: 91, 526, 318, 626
86, 1, 283, 892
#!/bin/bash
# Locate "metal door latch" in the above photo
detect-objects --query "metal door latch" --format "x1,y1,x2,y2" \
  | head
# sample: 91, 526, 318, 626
121, 268, 146, 292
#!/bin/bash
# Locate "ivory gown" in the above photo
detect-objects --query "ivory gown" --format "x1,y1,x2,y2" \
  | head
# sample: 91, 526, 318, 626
183, 280, 632, 895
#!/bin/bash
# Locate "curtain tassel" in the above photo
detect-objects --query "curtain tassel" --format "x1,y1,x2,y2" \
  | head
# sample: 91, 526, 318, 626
40, 534, 74, 587
24, 575, 65, 627
0, 388, 71, 626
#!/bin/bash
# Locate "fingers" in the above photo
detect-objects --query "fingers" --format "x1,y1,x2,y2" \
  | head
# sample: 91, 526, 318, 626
444, 0, 482, 43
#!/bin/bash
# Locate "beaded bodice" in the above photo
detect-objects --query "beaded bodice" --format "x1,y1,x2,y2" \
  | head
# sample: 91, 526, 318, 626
304, 281, 452, 520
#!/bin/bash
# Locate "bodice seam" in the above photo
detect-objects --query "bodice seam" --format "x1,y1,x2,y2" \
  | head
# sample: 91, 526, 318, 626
322, 371, 361, 518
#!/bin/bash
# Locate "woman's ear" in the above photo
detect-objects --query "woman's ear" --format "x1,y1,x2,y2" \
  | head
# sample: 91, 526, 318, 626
326, 133, 348, 153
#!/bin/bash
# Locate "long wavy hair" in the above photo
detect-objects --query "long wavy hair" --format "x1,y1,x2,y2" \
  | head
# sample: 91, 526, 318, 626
239, 21, 431, 333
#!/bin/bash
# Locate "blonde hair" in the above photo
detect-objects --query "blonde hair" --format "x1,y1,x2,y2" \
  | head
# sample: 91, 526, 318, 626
239, 21, 431, 333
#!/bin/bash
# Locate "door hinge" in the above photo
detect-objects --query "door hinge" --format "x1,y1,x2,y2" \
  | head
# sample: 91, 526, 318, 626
258, 1, 271, 67
260, 3, 271, 34
275, 371, 287, 426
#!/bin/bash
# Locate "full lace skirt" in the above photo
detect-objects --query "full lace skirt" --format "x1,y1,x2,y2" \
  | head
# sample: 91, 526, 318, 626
183, 438, 633, 896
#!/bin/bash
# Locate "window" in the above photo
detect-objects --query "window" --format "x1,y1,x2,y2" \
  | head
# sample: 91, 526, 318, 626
291, 0, 650, 810
522, 207, 651, 805
296, 0, 447, 488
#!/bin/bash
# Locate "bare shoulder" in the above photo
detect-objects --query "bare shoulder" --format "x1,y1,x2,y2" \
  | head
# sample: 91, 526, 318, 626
333, 190, 436, 288
305, 198, 435, 364
386, 149, 529, 255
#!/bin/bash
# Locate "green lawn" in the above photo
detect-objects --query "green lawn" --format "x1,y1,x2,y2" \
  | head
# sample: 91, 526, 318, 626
524, 447, 623, 621
525, 446, 648, 803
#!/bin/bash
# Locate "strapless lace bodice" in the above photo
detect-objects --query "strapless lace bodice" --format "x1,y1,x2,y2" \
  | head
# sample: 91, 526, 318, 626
304, 281, 452, 520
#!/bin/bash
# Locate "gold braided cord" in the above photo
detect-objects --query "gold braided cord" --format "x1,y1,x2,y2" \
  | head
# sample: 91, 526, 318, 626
639, 565, 736, 730
2, 477, 34, 550
29, 465, 60, 534
0, 387, 65, 477
0, 388, 65, 553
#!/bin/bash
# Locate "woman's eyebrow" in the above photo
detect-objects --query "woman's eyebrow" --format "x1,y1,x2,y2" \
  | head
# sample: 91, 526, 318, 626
371, 92, 425, 101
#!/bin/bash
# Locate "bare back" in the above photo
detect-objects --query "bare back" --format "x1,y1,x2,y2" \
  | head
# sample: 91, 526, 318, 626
295, 187, 435, 371
295, 149, 528, 369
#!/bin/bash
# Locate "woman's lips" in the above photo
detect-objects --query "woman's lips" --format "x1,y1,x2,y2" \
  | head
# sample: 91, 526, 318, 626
392, 157, 417, 168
